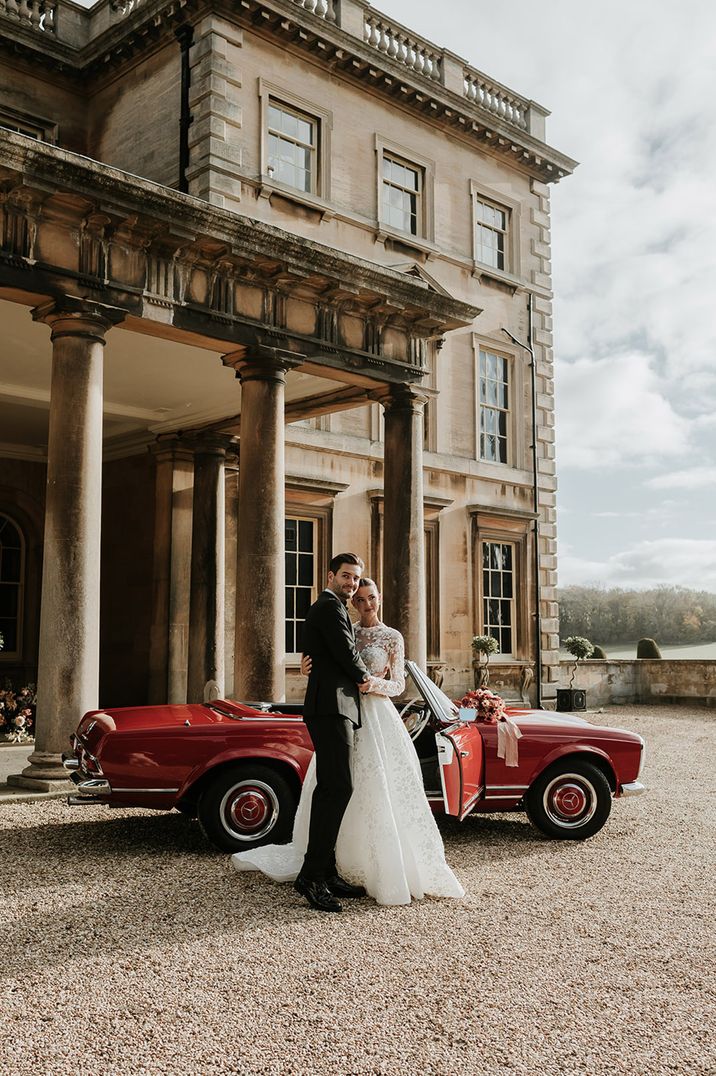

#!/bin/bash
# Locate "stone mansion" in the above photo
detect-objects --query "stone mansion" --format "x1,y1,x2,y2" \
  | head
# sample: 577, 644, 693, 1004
0, 0, 575, 787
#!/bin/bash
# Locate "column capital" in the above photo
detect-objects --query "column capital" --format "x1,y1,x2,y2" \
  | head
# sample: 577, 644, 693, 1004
184, 431, 237, 458
370, 383, 430, 414
222, 344, 303, 385
32, 296, 126, 344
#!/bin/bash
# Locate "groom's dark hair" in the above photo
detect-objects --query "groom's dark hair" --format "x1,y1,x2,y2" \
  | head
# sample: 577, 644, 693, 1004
329, 552, 365, 574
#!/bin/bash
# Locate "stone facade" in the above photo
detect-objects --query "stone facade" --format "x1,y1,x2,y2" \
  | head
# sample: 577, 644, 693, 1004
0, 0, 576, 782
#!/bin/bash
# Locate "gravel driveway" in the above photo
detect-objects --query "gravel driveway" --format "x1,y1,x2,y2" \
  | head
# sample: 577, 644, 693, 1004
0, 705, 714, 1076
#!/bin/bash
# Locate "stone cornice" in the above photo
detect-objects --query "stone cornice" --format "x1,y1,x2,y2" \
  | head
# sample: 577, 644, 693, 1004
0, 0, 577, 183
0, 131, 477, 385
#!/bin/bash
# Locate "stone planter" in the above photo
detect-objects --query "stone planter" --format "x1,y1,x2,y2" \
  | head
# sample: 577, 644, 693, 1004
556, 688, 587, 712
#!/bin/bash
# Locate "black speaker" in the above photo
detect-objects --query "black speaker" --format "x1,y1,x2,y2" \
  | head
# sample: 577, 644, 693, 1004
556, 688, 587, 712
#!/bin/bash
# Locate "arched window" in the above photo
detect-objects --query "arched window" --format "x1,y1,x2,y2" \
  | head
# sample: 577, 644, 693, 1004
0, 514, 24, 658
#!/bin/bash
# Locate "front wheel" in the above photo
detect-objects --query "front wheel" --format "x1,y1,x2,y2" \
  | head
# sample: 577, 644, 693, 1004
525, 760, 612, 840
198, 763, 297, 852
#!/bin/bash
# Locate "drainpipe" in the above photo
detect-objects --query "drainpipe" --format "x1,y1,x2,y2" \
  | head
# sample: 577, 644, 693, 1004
175, 25, 194, 194
501, 297, 543, 707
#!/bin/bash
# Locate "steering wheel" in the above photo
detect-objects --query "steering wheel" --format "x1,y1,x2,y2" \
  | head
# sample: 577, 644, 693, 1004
398, 697, 430, 741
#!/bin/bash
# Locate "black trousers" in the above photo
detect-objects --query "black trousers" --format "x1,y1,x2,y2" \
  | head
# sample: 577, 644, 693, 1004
300, 715, 355, 881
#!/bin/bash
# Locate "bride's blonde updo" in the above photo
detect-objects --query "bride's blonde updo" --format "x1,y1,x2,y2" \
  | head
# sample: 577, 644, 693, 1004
358, 577, 379, 590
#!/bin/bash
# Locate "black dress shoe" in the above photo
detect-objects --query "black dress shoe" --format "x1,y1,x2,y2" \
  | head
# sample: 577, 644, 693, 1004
294, 875, 342, 913
326, 875, 366, 898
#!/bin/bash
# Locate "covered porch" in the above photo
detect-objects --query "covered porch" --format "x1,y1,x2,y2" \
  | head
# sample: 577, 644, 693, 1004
0, 132, 477, 787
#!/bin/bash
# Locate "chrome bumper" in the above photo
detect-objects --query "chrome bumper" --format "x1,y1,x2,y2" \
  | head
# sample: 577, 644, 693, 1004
620, 781, 646, 797
63, 754, 112, 804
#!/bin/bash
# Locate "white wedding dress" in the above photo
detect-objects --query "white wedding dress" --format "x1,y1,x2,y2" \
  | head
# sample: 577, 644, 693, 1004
231, 624, 464, 905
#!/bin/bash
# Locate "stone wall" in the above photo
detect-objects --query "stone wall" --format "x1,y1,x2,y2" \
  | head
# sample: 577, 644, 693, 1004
562, 660, 716, 708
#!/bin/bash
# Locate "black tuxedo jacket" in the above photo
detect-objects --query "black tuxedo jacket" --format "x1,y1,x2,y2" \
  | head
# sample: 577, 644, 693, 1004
303, 589, 368, 727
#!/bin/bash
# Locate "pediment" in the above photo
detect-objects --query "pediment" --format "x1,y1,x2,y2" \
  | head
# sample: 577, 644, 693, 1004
387, 262, 453, 299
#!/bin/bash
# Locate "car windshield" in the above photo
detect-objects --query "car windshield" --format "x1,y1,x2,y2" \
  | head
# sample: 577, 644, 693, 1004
405, 661, 459, 725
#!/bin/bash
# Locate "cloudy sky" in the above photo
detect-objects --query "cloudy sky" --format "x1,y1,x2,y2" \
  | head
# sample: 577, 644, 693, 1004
381, 0, 716, 592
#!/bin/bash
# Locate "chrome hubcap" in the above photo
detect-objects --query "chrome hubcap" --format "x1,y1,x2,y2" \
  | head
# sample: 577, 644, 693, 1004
219, 780, 279, 841
543, 773, 597, 829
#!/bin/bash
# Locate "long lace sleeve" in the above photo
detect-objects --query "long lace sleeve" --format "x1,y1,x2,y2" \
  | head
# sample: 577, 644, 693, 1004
360, 628, 406, 697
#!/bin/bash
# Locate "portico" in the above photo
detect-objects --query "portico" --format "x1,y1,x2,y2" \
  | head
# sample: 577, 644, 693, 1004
0, 133, 476, 786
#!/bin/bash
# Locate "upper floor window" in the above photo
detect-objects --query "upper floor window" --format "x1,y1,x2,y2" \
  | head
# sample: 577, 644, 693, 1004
482, 541, 514, 655
267, 100, 317, 194
0, 107, 57, 144
382, 153, 423, 236
479, 348, 509, 464
0, 514, 24, 657
474, 199, 507, 270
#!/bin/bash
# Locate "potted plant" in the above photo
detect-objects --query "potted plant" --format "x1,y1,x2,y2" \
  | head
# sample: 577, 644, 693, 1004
557, 635, 594, 711
471, 634, 499, 688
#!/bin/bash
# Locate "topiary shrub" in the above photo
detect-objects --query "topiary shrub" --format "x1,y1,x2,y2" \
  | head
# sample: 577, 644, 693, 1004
471, 634, 499, 688
590, 645, 607, 659
637, 637, 662, 659
563, 635, 594, 687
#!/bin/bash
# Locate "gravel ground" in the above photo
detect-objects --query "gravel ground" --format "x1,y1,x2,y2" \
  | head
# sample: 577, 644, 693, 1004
0, 704, 714, 1076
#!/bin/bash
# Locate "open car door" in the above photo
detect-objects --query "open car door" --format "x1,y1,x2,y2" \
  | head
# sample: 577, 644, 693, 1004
405, 661, 484, 821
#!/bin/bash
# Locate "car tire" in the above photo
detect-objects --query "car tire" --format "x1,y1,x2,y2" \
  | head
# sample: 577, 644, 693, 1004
197, 763, 297, 853
525, 759, 612, 840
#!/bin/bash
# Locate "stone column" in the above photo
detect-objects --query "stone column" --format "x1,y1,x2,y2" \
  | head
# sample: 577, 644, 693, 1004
379, 385, 429, 671
147, 436, 195, 704
187, 434, 233, 702
223, 346, 298, 702
10, 298, 124, 789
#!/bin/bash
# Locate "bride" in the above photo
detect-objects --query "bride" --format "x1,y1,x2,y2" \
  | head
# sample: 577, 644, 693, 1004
231, 579, 464, 906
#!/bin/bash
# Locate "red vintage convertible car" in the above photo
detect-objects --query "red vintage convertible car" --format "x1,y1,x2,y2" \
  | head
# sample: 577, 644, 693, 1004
63, 661, 645, 850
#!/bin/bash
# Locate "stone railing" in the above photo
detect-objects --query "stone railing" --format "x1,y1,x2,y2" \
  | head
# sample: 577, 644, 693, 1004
0, 0, 547, 139
463, 68, 528, 131
363, 9, 442, 82
562, 659, 716, 708
289, 0, 337, 20
0, 0, 56, 33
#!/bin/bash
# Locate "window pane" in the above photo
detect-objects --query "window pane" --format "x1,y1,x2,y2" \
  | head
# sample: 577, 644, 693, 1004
0, 619, 17, 651
285, 520, 297, 551
298, 554, 313, 587
285, 553, 297, 585
298, 519, 313, 552
296, 587, 312, 619
285, 622, 294, 653
268, 106, 281, 129
296, 621, 305, 654
0, 588, 17, 617
285, 587, 295, 618
1, 547, 21, 582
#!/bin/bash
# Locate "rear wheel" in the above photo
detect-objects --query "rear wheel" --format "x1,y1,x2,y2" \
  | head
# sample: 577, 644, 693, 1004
525, 760, 612, 840
198, 763, 297, 852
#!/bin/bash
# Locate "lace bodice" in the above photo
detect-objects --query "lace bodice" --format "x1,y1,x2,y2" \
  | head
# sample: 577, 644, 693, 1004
355, 623, 405, 697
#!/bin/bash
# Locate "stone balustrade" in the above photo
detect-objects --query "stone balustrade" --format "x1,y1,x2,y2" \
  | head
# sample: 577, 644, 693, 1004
0, 0, 547, 140
0, 0, 56, 33
363, 10, 442, 82
463, 69, 528, 131
289, 0, 337, 21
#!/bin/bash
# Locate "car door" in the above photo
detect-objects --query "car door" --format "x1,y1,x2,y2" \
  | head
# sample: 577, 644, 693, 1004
436, 723, 484, 820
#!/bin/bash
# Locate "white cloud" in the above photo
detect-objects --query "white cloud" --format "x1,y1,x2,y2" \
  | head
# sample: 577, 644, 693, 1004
648, 467, 716, 490
554, 352, 690, 468
559, 538, 716, 591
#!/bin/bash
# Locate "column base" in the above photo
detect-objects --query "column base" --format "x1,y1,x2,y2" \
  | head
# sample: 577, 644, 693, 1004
6, 773, 74, 793
9, 751, 72, 787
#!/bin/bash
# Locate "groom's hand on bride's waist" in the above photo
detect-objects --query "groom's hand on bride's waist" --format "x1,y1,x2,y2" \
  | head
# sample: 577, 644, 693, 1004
358, 678, 372, 694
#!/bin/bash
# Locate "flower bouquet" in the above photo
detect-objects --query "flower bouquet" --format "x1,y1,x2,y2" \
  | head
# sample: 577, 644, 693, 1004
454, 687, 521, 766
0, 683, 36, 744
454, 687, 507, 723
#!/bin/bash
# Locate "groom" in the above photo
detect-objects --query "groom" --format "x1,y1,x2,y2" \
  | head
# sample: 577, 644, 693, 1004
294, 552, 372, 912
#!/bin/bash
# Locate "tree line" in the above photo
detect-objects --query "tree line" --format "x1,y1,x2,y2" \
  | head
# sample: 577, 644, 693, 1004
557, 585, 716, 646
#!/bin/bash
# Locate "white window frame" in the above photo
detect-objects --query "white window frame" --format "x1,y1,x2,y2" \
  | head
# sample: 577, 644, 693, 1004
375, 135, 435, 242
258, 79, 333, 202
284, 513, 319, 659
478, 346, 510, 465
481, 539, 516, 658
0, 106, 57, 144
472, 334, 525, 470
469, 179, 521, 279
